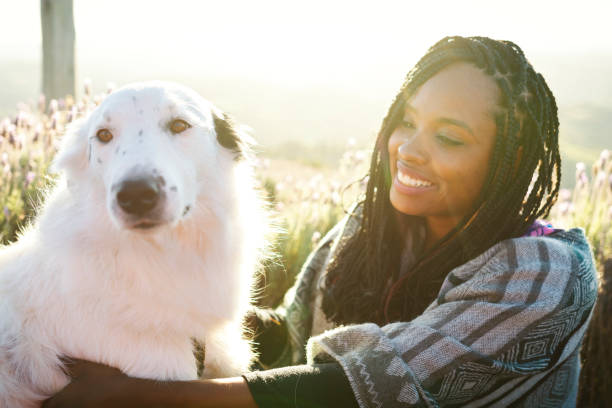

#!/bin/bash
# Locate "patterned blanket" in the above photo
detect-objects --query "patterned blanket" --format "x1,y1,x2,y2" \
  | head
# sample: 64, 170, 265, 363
304, 232, 597, 406
267, 209, 597, 407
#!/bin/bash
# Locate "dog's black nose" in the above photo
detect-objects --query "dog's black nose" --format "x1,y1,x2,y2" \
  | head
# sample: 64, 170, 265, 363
116, 178, 160, 215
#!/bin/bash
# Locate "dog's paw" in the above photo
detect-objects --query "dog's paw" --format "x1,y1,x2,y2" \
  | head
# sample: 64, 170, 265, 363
200, 328, 253, 378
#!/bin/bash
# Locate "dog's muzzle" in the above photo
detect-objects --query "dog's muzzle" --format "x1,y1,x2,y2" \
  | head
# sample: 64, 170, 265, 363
116, 177, 162, 217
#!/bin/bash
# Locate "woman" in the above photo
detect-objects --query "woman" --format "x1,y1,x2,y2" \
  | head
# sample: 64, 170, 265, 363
45, 36, 597, 407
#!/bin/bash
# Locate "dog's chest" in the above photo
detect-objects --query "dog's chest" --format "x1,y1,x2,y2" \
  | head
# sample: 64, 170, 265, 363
58, 318, 200, 381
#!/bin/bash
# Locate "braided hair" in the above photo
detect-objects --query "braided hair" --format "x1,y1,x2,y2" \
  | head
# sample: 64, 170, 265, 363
322, 36, 561, 325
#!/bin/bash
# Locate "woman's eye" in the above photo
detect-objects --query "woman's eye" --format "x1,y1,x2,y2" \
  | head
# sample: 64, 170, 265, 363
169, 119, 191, 134
401, 120, 415, 129
96, 129, 113, 143
436, 134, 463, 146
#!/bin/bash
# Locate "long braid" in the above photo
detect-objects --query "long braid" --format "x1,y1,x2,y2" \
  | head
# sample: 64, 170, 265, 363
322, 36, 562, 325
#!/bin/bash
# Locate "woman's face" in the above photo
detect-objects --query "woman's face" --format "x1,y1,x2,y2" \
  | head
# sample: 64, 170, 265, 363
388, 62, 500, 234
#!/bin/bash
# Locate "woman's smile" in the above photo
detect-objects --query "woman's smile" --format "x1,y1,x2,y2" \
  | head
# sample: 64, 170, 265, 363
394, 161, 436, 191
388, 62, 500, 243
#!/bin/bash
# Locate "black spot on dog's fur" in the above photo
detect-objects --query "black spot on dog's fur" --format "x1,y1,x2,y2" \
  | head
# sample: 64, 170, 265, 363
152, 169, 158, 175
183, 205, 191, 216
139, 129, 143, 136
212, 112, 248, 161
87, 144, 92, 162
139, 109, 144, 115
97, 158, 103, 164
122, 151, 126, 156
105, 115, 112, 123
115, 146, 120, 154
156, 176, 166, 187
170, 186, 177, 192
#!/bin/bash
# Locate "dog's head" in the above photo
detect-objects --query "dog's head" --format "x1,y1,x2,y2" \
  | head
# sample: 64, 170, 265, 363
53, 81, 250, 232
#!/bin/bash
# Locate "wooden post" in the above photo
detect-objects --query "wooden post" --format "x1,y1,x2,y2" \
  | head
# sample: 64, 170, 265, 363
40, 0, 75, 100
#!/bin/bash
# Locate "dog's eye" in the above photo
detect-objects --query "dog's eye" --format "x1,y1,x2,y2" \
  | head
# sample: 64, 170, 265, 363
169, 119, 191, 134
96, 129, 113, 143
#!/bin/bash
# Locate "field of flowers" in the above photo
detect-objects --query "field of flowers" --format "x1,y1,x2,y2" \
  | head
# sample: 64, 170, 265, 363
1, 85, 611, 402
0, 86, 610, 306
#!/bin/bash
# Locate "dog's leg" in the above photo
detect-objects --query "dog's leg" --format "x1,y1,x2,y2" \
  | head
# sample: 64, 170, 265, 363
0, 344, 68, 407
200, 323, 253, 379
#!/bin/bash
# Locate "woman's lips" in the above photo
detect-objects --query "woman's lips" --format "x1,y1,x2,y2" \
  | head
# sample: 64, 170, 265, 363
396, 161, 435, 188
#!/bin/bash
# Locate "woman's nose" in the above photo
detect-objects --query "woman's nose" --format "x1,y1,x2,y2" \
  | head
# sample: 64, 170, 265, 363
397, 136, 427, 164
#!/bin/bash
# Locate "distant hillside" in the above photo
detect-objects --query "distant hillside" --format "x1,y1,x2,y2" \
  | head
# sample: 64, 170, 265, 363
559, 104, 612, 187
0, 58, 40, 117
1, 57, 610, 188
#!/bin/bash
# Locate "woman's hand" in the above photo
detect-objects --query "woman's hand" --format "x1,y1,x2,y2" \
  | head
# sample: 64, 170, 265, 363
43, 358, 258, 408
42, 358, 148, 408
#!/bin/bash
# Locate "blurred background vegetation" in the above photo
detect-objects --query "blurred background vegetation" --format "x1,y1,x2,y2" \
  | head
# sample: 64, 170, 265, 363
1, 87, 609, 404
0, 0, 609, 318
2, 1, 612, 188
0, 0, 611, 403
0, 90, 610, 305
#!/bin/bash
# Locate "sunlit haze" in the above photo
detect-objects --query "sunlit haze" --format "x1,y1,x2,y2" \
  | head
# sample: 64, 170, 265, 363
1, 0, 610, 185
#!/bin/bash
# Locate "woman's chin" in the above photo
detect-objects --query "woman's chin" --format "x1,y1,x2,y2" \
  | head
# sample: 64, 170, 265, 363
389, 178, 437, 216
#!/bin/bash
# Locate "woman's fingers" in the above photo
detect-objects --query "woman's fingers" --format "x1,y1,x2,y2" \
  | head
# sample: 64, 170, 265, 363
43, 359, 135, 408
59, 356, 126, 379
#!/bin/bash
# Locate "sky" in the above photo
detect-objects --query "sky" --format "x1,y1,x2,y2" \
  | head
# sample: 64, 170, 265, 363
2, 0, 611, 82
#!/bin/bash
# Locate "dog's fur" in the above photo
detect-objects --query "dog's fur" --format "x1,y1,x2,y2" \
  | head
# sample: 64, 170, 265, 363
0, 82, 266, 406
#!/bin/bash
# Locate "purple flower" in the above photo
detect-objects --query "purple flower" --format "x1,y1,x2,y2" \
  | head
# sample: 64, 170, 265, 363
84, 79, 92, 96
559, 188, 572, 202
600, 149, 610, 165
575, 162, 586, 179
38, 94, 46, 113
14, 111, 26, 128
49, 99, 58, 114
3, 206, 9, 218
595, 172, 606, 189
559, 202, 572, 216
50, 112, 61, 130
32, 124, 42, 142
311, 231, 321, 244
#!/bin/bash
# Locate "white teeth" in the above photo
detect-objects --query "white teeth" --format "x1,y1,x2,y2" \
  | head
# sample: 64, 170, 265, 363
398, 172, 433, 187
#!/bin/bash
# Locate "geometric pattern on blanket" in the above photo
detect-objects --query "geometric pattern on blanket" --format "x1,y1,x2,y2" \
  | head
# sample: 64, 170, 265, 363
307, 230, 597, 408
432, 249, 596, 406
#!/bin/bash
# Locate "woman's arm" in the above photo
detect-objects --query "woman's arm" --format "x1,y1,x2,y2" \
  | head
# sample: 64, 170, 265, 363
42, 360, 257, 408
43, 359, 360, 408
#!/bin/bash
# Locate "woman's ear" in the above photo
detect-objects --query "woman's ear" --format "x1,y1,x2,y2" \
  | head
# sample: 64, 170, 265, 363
51, 117, 90, 175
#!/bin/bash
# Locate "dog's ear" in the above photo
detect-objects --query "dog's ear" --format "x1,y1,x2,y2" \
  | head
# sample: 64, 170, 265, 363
212, 111, 253, 161
51, 117, 90, 175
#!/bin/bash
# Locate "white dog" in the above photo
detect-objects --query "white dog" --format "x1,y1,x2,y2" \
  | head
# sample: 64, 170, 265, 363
0, 82, 266, 407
